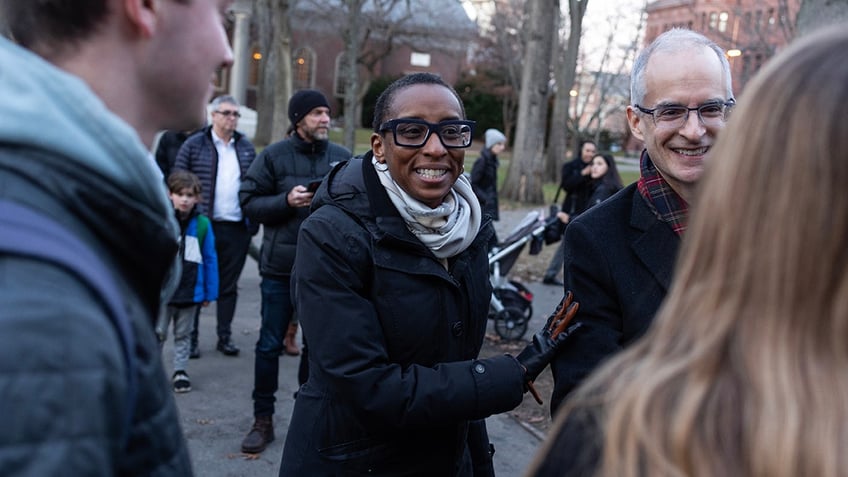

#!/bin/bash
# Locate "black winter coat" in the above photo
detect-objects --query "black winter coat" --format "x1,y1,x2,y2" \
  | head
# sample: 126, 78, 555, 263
470, 147, 499, 221
550, 183, 680, 413
280, 154, 526, 476
558, 157, 594, 215
239, 133, 350, 279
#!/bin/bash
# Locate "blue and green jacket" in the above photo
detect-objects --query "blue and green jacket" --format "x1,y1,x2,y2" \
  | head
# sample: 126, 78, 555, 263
169, 208, 219, 305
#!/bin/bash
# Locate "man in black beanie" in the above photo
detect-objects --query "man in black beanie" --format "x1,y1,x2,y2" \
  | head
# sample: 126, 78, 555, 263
238, 90, 351, 454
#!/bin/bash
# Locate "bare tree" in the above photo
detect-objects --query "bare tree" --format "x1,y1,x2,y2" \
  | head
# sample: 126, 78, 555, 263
252, 0, 294, 146
546, 0, 589, 181
501, 0, 560, 204
475, 0, 526, 140
567, 7, 643, 151
300, 0, 415, 151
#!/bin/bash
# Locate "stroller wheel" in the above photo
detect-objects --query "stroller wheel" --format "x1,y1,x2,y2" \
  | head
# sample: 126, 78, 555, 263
494, 307, 528, 341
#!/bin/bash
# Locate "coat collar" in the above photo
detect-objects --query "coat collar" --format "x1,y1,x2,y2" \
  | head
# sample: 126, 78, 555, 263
629, 186, 679, 291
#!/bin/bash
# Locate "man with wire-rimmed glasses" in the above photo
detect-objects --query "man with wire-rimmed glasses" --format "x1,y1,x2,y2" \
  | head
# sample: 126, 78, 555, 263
549, 28, 736, 414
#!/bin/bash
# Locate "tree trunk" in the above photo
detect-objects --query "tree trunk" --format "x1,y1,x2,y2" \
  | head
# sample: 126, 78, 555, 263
252, 0, 274, 147
270, 0, 293, 143
502, 0, 559, 204
796, 0, 848, 36
547, 0, 588, 182
342, 0, 366, 152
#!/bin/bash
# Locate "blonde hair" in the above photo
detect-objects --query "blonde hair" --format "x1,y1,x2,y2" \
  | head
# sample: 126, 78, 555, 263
532, 25, 848, 477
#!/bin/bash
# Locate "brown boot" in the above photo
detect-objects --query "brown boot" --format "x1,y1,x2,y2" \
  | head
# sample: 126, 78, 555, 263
241, 415, 274, 454
283, 322, 301, 356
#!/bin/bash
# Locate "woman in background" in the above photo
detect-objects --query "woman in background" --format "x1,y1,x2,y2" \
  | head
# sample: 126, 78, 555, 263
584, 153, 622, 209
526, 25, 848, 477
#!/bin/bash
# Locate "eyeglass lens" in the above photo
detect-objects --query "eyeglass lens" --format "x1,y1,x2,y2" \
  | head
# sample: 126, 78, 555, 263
651, 102, 729, 128
391, 120, 472, 148
217, 110, 241, 117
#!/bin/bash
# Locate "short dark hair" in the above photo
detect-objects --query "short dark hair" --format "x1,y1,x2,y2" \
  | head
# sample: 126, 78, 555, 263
167, 170, 202, 197
0, 1, 111, 54
371, 73, 466, 132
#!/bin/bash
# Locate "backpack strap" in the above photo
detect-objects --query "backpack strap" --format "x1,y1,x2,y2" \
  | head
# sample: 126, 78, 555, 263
0, 200, 137, 445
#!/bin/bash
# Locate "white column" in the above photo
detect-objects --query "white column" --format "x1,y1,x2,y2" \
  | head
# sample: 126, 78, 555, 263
229, 9, 251, 105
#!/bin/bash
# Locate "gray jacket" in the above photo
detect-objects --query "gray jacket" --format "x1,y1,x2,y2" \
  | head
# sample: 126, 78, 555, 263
0, 36, 192, 476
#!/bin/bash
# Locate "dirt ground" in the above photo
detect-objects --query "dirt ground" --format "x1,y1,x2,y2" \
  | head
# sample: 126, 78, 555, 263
479, 236, 559, 436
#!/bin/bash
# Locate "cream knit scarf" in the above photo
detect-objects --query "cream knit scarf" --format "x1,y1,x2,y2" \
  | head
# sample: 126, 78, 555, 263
372, 156, 481, 260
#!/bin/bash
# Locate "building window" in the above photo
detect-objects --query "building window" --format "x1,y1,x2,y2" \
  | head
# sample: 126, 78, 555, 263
701, 12, 707, 30
293, 47, 315, 90
744, 11, 751, 29
709, 12, 718, 29
410, 52, 431, 67
334, 53, 347, 98
718, 11, 729, 32
767, 8, 775, 26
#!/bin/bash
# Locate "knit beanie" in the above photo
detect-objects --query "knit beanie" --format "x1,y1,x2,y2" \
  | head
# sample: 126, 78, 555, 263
288, 89, 330, 127
485, 129, 506, 150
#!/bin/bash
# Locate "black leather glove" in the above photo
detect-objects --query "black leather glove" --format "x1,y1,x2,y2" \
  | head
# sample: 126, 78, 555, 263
516, 291, 581, 383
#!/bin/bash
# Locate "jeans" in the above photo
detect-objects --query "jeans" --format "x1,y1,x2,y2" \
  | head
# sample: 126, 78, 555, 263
212, 221, 251, 340
252, 276, 294, 416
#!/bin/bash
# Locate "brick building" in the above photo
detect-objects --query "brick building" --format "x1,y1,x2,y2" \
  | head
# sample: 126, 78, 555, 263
221, 0, 477, 120
644, 0, 801, 94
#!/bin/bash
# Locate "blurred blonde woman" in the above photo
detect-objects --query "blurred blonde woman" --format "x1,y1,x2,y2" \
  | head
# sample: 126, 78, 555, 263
526, 24, 848, 477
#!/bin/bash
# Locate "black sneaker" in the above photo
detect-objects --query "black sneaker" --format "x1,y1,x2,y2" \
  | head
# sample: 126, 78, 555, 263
189, 344, 200, 359
173, 371, 191, 393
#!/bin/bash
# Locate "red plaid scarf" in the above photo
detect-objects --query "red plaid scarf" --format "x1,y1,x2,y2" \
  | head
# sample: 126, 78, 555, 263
636, 151, 689, 236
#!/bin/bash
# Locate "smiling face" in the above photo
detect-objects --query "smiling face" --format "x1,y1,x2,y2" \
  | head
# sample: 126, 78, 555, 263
626, 45, 728, 201
372, 84, 466, 208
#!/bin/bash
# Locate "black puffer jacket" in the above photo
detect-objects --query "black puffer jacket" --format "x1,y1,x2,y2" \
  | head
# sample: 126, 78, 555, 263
239, 133, 350, 279
279, 154, 526, 476
174, 125, 256, 221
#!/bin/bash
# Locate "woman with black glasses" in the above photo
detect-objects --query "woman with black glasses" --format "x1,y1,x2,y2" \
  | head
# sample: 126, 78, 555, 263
279, 73, 580, 476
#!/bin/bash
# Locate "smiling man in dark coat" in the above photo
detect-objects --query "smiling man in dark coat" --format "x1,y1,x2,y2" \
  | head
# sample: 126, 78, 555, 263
549, 29, 736, 413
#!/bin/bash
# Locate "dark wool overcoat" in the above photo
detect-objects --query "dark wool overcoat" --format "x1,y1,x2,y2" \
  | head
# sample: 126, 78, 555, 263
550, 182, 681, 413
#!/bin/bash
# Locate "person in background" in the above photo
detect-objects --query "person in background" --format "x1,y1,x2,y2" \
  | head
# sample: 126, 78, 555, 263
527, 25, 848, 477
0, 0, 233, 473
238, 89, 351, 454
542, 140, 597, 286
471, 128, 506, 247
176, 94, 257, 358
155, 129, 195, 180
549, 28, 735, 413
156, 170, 218, 394
584, 153, 622, 209
278, 72, 580, 476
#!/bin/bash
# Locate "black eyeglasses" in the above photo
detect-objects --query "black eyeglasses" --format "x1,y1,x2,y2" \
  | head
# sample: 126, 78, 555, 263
215, 110, 241, 118
634, 99, 735, 130
378, 118, 475, 149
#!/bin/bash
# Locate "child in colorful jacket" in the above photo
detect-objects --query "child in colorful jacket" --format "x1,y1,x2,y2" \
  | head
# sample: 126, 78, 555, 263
157, 170, 219, 393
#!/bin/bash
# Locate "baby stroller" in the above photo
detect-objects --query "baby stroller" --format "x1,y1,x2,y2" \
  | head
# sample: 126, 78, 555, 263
488, 210, 561, 340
